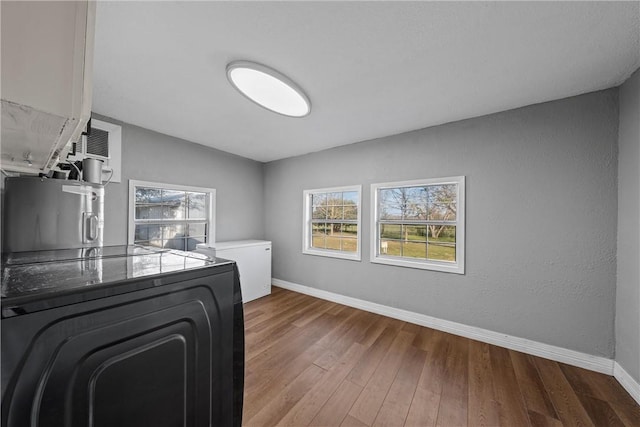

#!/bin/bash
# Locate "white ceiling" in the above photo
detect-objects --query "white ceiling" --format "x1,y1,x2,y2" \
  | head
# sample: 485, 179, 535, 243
92, 1, 640, 163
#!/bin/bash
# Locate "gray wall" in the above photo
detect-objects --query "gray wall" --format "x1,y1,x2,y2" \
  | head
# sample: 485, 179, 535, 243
616, 68, 640, 381
264, 90, 619, 358
94, 114, 265, 245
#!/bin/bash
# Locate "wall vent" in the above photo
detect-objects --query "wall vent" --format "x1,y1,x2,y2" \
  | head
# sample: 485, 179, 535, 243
86, 127, 110, 159
67, 119, 122, 183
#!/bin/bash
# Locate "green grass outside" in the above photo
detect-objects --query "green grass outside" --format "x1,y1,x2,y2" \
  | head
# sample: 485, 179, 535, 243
311, 231, 455, 261
380, 225, 456, 243
381, 240, 455, 261
378, 226, 456, 261
312, 233, 357, 252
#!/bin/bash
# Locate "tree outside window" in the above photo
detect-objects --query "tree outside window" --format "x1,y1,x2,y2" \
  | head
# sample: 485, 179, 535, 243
303, 185, 362, 261
372, 177, 465, 274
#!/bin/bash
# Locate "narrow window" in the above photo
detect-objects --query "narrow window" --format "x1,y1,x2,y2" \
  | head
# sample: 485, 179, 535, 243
303, 185, 362, 261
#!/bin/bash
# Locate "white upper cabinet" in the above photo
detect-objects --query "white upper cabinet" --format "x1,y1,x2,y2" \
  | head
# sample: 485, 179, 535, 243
1, 1, 96, 174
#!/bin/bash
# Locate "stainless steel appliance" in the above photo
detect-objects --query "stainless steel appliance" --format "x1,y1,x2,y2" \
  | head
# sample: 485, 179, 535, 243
3, 176, 104, 252
1, 245, 244, 426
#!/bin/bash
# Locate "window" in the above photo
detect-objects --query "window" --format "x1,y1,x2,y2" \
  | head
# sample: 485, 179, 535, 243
128, 180, 215, 251
303, 185, 362, 261
371, 176, 465, 274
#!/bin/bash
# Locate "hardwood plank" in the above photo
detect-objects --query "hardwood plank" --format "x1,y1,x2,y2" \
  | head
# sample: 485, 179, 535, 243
534, 357, 595, 427
309, 380, 363, 427
404, 329, 449, 427
416, 329, 450, 394
401, 321, 424, 335
244, 288, 305, 319
346, 324, 401, 387
372, 345, 426, 426
244, 310, 351, 393
245, 331, 321, 391
436, 334, 469, 427
243, 311, 269, 330
405, 388, 441, 427
559, 363, 611, 402
314, 309, 377, 368
246, 296, 325, 335
243, 343, 327, 421
244, 291, 304, 329
560, 361, 635, 426
411, 326, 436, 352
341, 414, 369, 427
527, 410, 564, 427
245, 328, 314, 385
468, 340, 500, 427
242, 286, 282, 314
560, 363, 640, 408
489, 345, 531, 427
574, 393, 625, 427
248, 304, 353, 363
244, 364, 326, 427
244, 294, 314, 340
250, 288, 313, 315
245, 322, 298, 360
313, 349, 341, 371
243, 309, 264, 322
291, 299, 336, 327
357, 315, 391, 348
348, 330, 415, 425
327, 302, 349, 316
510, 350, 558, 419
609, 400, 640, 427
313, 310, 374, 370
277, 343, 368, 426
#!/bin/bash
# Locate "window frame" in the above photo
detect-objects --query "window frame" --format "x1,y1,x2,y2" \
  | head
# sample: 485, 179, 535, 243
370, 176, 465, 274
302, 185, 362, 261
128, 179, 216, 251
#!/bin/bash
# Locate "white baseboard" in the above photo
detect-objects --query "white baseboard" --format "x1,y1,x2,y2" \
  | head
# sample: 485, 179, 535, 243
614, 362, 640, 405
272, 278, 615, 376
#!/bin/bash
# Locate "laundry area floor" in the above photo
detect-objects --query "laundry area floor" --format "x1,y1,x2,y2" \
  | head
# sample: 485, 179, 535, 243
242, 288, 640, 426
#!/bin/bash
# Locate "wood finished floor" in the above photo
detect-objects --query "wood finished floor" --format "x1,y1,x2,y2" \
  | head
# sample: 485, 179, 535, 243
242, 287, 639, 427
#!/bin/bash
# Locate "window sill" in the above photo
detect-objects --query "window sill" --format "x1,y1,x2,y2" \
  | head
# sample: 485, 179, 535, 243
303, 248, 361, 262
371, 255, 464, 274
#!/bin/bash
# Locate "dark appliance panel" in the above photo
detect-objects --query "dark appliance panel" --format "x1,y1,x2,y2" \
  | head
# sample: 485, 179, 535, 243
1, 247, 243, 427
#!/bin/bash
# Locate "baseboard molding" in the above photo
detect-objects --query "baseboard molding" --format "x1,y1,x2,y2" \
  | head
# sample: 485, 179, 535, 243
614, 362, 640, 405
272, 278, 615, 376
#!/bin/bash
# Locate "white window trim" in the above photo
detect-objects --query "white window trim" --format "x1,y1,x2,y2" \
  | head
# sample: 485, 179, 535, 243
128, 179, 216, 248
370, 176, 465, 274
302, 184, 362, 261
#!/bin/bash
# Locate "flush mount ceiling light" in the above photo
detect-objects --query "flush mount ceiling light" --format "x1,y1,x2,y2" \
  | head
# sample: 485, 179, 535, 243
226, 61, 311, 118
